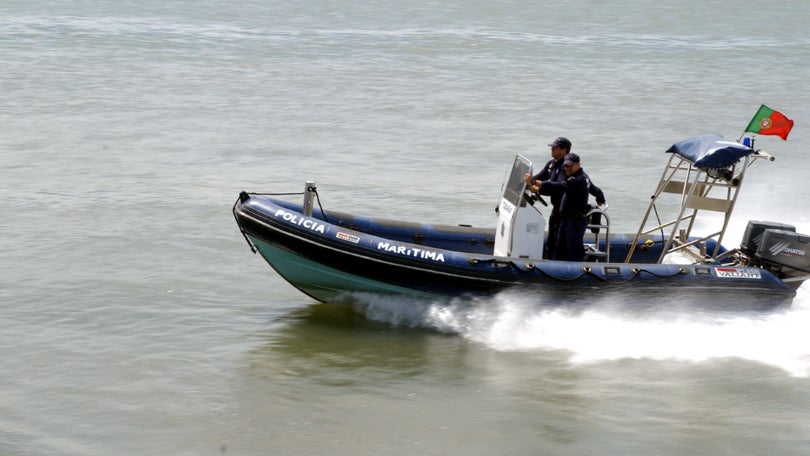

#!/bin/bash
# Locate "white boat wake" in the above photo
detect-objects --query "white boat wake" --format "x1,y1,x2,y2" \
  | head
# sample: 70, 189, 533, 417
353, 281, 810, 377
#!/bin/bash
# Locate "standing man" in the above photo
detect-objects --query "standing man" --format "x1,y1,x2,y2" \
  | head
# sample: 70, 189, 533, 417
524, 137, 606, 259
527, 153, 605, 261
523, 137, 569, 259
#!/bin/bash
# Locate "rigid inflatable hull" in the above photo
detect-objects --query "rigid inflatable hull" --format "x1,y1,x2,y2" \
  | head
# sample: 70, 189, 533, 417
234, 195, 796, 311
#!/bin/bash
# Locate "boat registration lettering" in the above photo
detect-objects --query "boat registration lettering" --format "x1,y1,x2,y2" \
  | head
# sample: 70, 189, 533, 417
336, 232, 360, 244
274, 209, 326, 234
377, 242, 445, 262
715, 267, 762, 279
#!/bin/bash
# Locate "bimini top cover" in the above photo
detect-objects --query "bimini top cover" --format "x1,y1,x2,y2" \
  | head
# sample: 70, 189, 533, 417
665, 134, 756, 169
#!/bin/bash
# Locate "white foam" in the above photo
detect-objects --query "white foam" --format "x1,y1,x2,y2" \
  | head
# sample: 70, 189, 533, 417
354, 281, 810, 377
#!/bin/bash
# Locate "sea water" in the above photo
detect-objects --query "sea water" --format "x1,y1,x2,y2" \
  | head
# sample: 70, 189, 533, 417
2, 1, 810, 454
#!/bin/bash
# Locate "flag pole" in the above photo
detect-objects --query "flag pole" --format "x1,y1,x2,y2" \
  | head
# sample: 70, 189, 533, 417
746, 135, 755, 149
737, 132, 755, 148
738, 106, 762, 147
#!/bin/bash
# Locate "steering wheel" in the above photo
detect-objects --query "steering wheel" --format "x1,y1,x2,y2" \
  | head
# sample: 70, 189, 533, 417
523, 190, 548, 207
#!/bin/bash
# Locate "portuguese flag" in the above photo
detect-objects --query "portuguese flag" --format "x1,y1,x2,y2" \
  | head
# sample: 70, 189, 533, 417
744, 104, 794, 140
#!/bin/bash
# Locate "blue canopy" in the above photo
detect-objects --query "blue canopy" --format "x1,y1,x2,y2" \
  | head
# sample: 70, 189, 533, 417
665, 134, 756, 168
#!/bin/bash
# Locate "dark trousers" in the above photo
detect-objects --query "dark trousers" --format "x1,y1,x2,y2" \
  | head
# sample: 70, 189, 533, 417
553, 216, 587, 261
544, 210, 560, 259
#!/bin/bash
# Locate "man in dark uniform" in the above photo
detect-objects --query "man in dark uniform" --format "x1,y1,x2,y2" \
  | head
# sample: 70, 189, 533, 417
524, 137, 568, 259
526, 153, 606, 261
524, 138, 606, 259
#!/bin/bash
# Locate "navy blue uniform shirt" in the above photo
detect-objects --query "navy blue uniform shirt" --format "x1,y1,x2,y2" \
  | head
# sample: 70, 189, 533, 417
538, 168, 597, 219
533, 158, 565, 207
534, 159, 606, 207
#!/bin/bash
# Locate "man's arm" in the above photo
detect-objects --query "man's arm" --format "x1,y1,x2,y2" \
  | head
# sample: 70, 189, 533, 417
534, 179, 566, 197
534, 160, 553, 182
589, 181, 606, 205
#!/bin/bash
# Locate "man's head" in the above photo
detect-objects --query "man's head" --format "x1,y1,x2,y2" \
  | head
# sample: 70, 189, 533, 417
548, 136, 571, 160
562, 152, 580, 176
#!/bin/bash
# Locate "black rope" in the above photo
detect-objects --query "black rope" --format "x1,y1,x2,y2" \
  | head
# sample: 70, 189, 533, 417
535, 268, 594, 281
240, 230, 257, 253
311, 187, 331, 225
607, 268, 644, 285
240, 189, 333, 225
232, 193, 258, 253
244, 191, 305, 197
536, 266, 686, 284
507, 258, 690, 286
497, 259, 628, 283
631, 267, 688, 278
233, 188, 334, 256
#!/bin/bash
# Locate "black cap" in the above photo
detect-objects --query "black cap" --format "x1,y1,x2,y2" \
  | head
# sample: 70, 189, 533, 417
563, 153, 580, 166
548, 136, 572, 150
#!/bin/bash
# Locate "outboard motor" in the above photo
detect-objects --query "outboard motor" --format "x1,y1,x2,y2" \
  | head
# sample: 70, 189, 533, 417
741, 220, 810, 279
740, 220, 795, 256
756, 229, 810, 273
